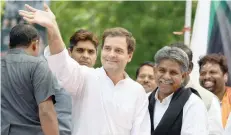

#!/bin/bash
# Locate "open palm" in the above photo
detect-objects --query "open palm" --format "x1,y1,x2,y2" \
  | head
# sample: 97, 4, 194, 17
19, 3, 56, 28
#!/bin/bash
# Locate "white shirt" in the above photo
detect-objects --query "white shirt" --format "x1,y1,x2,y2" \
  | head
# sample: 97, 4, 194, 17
224, 113, 231, 135
154, 89, 209, 135
208, 97, 224, 135
45, 48, 150, 135
186, 79, 223, 135
147, 91, 152, 97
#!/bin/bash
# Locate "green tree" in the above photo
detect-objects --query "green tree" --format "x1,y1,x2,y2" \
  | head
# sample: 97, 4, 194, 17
50, 1, 197, 79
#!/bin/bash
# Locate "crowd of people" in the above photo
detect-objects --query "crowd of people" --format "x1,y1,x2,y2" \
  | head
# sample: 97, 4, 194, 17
1, 3, 231, 135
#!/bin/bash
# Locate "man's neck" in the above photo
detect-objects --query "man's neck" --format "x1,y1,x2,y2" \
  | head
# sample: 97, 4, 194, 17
215, 87, 226, 101
106, 70, 125, 85
24, 48, 33, 56
15, 47, 32, 56
157, 90, 173, 103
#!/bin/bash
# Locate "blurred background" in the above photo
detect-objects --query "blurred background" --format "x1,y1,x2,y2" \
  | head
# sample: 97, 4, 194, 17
1, 0, 197, 79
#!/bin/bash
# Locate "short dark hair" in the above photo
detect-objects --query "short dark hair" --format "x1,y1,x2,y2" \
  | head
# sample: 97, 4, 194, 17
9, 24, 39, 48
169, 42, 192, 61
170, 42, 194, 70
102, 27, 136, 54
136, 61, 155, 79
69, 29, 99, 52
198, 53, 228, 74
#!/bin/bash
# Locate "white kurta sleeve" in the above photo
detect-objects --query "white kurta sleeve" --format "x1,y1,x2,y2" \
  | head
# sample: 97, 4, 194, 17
131, 88, 151, 135
208, 97, 223, 135
181, 94, 209, 135
44, 47, 87, 97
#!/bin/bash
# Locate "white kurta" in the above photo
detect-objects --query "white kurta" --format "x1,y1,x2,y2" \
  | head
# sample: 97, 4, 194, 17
208, 97, 224, 135
154, 89, 209, 135
45, 48, 151, 135
186, 79, 223, 135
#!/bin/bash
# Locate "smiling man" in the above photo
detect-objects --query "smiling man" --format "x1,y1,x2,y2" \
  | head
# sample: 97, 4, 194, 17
136, 61, 157, 95
171, 43, 223, 135
68, 29, 98, 67
19, 4, 150, 135
199, 53, 231, 128
148, 46, 208, 135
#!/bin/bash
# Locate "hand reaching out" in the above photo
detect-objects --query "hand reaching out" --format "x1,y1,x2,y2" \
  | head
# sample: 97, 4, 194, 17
19, 3, 56, 28
19, 3, 65, 54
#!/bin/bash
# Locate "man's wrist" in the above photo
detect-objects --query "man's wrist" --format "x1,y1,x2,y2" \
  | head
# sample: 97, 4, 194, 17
46, 19, 58, 31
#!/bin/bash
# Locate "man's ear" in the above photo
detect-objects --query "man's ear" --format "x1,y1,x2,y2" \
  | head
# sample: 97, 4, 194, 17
31, 41, 37, 51
127, 52, 133, 63
181, 72, 188, 86
182, 72, 187, 79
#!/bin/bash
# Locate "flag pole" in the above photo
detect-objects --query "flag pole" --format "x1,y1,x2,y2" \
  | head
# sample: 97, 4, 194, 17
184, 0, 192, 46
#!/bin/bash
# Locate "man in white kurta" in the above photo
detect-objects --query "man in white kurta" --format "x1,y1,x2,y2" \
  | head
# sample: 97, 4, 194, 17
171, 43, 223, 135
46, 48, 150, 135
19, 4, 150, 135
149, 46, 209, 135
186, 79, 223, 135
153, 88, 209, 135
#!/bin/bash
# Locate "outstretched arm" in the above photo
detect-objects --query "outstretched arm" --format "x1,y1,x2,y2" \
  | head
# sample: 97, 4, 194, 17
19, 3, 65, 55
19, 4, 87, 96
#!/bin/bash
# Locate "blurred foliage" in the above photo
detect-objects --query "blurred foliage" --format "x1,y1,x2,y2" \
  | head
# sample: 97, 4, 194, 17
50, 1, 197, 79
1, 1, 5, 20
0, 1, 5, 33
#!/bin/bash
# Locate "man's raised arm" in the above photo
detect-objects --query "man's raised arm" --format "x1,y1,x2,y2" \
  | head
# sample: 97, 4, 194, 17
19, 4, 87, 96
19, 3, 65, 55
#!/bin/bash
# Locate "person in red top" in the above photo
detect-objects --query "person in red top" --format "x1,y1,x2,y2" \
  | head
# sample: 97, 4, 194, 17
198, 53, 231, 128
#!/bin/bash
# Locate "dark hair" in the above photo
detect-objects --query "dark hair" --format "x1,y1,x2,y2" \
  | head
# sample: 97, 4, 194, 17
69, 29, 99, 52
102, 27, 136, 54
198, 53, 228, 74
136, 61, 155, 79
170, 42, 193, 70
9, 24, 39, 48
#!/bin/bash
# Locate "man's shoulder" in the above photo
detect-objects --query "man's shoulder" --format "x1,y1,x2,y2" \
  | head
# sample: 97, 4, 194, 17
189, 93, 203, 101
126, 78, 146, 94
87, 66, 104, 78
3, 53, 46, 64
2, 54, 48, 72
185, 93, 206, 108
19, 56, 48, 71
22, 55, 47, 63
126, 77, 142, 87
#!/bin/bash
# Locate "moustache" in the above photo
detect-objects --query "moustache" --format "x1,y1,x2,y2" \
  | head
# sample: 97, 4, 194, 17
159, 79, 174, 85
